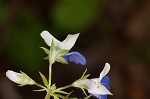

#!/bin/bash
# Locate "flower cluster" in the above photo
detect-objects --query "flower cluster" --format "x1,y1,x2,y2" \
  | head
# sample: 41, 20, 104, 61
6, 31, 112, 99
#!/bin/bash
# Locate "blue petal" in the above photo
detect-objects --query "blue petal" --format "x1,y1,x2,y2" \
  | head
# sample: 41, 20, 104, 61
92, 94, 107, 99
63, 51, 86, 65
101, 76, 110, 85
100, 76, 110, 90
91, 76, 110, 99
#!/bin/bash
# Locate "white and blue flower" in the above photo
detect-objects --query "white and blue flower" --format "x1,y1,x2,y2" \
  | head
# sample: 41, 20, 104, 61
74, 63, 112, 99
40, 31, 86, 65
91, 76, 111, 99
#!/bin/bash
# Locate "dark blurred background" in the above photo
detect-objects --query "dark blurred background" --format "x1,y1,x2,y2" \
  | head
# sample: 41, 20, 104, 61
0, 0, 150, 99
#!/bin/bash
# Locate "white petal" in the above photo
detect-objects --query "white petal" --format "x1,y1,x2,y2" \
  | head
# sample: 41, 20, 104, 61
6, 70, 20, 83
40, 31, 62, 47
81, 79, 92, 88
88, 83, 112, 95
62, 33, 79, 50
90, 78, 99, 84
99, 63, 110, 82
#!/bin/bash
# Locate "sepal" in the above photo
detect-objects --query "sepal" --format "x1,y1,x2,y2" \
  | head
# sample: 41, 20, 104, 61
39, 72, 49, 88
40, 47, 49, 54
56, 57, 68, 64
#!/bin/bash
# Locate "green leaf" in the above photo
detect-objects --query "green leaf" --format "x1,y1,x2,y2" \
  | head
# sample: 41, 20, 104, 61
81, 84, 89, 89
53, 49, 69, 64
39, 72, 49, 88
80, 74, 90, 80
50, 39, 56, 54
56, 49, 69, 57
53, 94, 60, 99
43, 56, 49, 60
81, 68, 87, 78
56, 57, 68, 64
49, 39, 56, 63
57, 94, 65, 98
40, 47, 49, 54
51, 84, 57, 90
54, 96, 59, 99
80, 69, 90, 80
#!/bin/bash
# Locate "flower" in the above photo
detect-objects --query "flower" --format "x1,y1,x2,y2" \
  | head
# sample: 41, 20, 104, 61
6, 70, 35, 85
74, 63, 112, 99
89, 76, 111, 99
40, 31, 86, 65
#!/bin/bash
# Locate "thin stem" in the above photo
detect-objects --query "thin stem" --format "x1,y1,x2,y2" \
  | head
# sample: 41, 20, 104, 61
84, 95, 91, 99
49, 62, 52, 88
44, 62, 52, 99
35, 83, 48, 92
45, 92, 51, 99
55, 84, 73, 91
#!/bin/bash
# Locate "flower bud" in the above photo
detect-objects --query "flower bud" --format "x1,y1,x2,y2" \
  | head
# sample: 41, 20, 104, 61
6, 70, 35, 85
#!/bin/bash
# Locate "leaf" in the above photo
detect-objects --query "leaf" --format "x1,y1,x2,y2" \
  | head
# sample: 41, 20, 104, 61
81, 68, 87, 78
53, 49, 69, 63
49, 39, 56, 63
43, 56, 49, 60
57, 94, 65, 98
56, 57, 68, 64
50, 39, 55, 55
39, 72, 49, 88
51, 84, 56, 90
53, 94, 60, 99
54, 96, 59, 99
81, 84, 89, 89
80, 74, 90, 80
40, 47, 49, 54
56, 49, 69, 57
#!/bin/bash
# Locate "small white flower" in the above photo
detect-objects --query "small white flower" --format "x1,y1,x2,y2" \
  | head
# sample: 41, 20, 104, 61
40, 31, 79, 50
6, 70, 35, 85
40, 31, 86, 65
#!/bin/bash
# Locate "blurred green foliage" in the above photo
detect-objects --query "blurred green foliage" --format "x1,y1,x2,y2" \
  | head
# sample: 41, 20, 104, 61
6, 9, 46, 71
52, 0, 102, 32
0, 1, 8, 23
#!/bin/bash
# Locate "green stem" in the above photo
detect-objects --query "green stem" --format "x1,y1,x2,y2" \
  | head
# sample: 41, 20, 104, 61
49, 62, 52, 88
45, 92, 51, 99
55, 84, 72, 91
84, 95, 91, 99
35, 83, 48, 92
